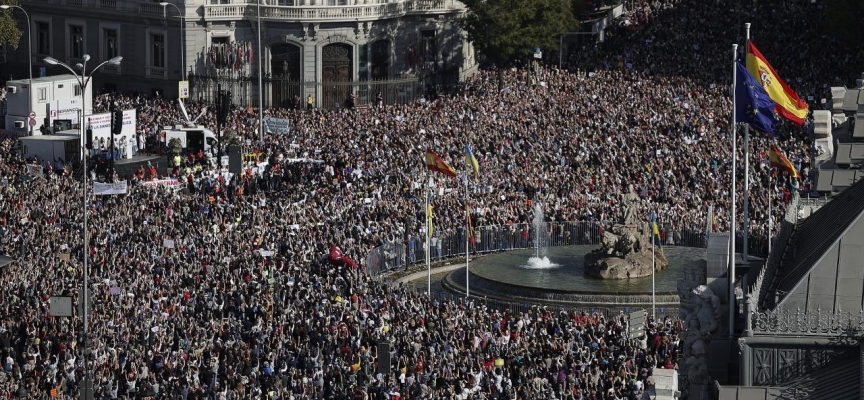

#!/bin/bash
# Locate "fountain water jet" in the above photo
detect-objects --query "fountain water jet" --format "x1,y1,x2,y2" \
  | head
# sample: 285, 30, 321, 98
523, 203, 560, 269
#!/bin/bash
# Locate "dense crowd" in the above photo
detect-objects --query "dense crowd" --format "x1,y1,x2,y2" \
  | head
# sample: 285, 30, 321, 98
0, 136, 680, 399
2, 0, 862, 398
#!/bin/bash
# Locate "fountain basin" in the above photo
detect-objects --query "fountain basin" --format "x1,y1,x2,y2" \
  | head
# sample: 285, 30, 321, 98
443, 245, 705, 306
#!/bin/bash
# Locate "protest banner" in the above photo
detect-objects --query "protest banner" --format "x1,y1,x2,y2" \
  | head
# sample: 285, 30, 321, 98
93, 181, 128, 195
265, 117, 290, 134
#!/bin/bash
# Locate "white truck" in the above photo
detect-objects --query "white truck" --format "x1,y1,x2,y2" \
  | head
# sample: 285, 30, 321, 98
19, 135, 80, 163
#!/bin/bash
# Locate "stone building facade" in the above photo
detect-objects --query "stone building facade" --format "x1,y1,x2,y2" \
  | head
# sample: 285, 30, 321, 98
2, 0, 477, 107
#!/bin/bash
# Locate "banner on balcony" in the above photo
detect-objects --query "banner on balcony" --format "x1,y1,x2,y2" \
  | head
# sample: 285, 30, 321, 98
207, 41, 254, 71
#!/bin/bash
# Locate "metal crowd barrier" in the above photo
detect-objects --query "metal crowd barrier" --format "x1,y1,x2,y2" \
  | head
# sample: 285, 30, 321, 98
365, 220, 731, 279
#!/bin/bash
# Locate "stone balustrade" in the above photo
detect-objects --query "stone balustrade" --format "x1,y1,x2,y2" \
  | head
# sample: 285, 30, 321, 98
203, 0, 463, 22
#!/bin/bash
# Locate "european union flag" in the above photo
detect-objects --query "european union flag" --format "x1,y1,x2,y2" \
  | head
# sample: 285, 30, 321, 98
735, 62, 777, 135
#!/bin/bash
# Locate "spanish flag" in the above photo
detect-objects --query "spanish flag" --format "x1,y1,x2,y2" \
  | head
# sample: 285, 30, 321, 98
746, 41, 809, 126
768, 145, 800, 179
425, 149, 457, 177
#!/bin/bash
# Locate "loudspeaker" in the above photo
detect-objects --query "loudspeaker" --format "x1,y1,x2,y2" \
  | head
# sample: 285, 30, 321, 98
86, 128, 93, 150
228, 145, 242, 174
218, 91, 232, 125
112, 110, 123, 135
376, 342, 391, 374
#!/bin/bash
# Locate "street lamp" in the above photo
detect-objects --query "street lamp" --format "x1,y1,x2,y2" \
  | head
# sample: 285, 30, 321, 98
43, 53, 121, 400
257, 0, 264, 143
1, 5, 33, 135
159, 2, 185, 81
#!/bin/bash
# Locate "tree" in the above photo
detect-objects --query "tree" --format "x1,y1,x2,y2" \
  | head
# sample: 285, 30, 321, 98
461, 0, 576, 84
823, 0, 864, 46
0, 0, 22, 50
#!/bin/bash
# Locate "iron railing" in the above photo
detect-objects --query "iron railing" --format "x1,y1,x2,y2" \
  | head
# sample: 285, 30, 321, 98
366, 220, 723, 279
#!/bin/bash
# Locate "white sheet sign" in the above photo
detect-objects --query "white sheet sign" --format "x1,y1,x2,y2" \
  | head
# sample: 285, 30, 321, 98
265, 117, 291, 134
93, 181, 128, 195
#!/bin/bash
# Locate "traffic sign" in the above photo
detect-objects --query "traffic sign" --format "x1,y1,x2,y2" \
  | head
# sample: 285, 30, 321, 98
28, 117, 36, 127
28, 111, 36, 119
178, 80, 189, 99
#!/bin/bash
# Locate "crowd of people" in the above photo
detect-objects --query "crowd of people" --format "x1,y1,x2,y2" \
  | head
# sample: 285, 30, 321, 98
2, 0, 863, 398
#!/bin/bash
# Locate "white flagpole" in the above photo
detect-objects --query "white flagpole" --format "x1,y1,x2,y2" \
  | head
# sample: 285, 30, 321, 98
465, 176, 470, 299
426, 186, 431, 295
652, 221, 656, 321
768, 174, 773, 254
730, 43, 739, 338
743, 22, 751, 264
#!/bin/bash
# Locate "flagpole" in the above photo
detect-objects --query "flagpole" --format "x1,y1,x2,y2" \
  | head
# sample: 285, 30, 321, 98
730, 43, 738, 339
768, 174, 773, 254
465, 175, 470, 299
426, 186, 431, 296
743, 22, 751, 265
652, 219, 656, 321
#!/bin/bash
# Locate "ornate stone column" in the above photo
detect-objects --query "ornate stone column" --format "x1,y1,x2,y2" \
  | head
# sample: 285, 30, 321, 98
739, 338, 752, 386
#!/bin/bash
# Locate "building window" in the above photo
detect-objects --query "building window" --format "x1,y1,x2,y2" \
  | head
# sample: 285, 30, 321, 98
38, 87, 47, 101
277, 0, 295, 5
327, 0, 347, 5
103, 28, 118, 60
74, 84, 82, 96
36, 22, 50, 55
69, 25, 84, 58
210, 0, 229, 4
151, 33, 165, 68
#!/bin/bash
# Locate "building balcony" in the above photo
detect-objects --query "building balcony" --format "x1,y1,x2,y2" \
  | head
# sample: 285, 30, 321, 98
22, 0, 166, 16
203, 0, 464, 23
146, 66, 168, 79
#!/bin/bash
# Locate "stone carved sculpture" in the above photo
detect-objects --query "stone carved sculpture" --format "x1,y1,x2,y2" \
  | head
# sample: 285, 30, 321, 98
622, 184, 640, 226
678, 283, 721, 396
585, 219, 667, 279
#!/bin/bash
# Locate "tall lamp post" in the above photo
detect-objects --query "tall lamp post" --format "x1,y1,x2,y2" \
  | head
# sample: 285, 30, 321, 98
44, 53, 122, 400
159, 2, 185, 81
257, 0, 264, 143
1, 4, 33, 135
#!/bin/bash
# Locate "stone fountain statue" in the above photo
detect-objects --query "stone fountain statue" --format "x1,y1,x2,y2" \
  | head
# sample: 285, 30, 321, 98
584, 185, 668, 279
